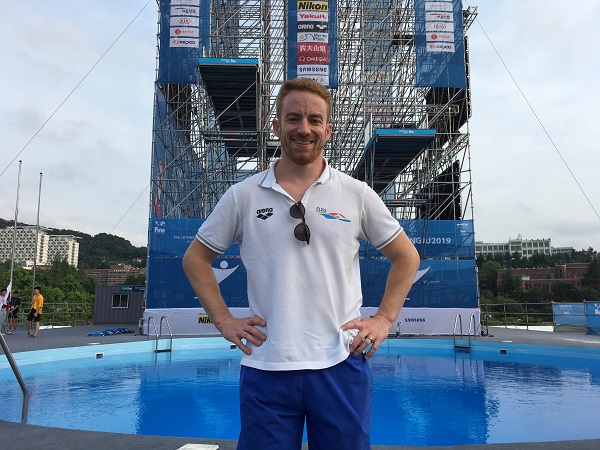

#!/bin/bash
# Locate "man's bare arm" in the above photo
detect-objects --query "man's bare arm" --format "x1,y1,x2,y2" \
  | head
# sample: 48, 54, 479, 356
182, 239, 266, 354
341, 231, 420, 358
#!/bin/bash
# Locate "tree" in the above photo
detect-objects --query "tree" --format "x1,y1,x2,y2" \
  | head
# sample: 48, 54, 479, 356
498, 270, 522, 297
479, 260, 503, 296
550, 282, 576, 303
124, 273, 146, 285
582, 259, 600, 290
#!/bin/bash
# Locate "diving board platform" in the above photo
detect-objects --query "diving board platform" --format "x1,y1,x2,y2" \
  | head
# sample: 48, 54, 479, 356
197, 58, 259, 157
352, 129, 436, 194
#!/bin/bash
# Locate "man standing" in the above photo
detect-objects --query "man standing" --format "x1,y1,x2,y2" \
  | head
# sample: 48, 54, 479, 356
8, 290, 21, 335
0, 288, 8, 335
183, 77, 420, 449
27, 286, 44, 338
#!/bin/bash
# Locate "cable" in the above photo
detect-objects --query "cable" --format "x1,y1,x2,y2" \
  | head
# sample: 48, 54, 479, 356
0, 0, 153, 179
470, 8, 600, 222
109, 184, 150, 236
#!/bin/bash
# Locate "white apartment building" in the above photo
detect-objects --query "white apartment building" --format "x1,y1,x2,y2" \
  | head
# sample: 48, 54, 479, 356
48, 234, 80, 268
475, 235, 572, 259
0, 226, 80, 268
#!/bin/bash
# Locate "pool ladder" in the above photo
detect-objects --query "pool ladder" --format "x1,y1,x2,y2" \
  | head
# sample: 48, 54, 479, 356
146, 316, 173, 353
453, 313, 476, 350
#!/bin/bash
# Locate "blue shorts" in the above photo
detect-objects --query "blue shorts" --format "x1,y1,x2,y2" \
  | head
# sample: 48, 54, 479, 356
237, 354, 372, 450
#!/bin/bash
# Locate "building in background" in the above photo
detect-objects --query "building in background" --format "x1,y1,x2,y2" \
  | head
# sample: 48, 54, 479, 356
47, 234, 80, 268
476, 235, 574, 259
497, 263, 590, 293
93, 285, 145, 324
85, 264, 146, 285
0, 226, 80, 268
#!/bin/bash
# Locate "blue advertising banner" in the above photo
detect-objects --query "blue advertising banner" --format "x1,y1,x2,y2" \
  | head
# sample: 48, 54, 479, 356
361, 220, 475, 259
147, 250, 477, 309
585, 301, 600, 335
157, 0, 211, 84
552, 303, 585, 326
287, 0, 338, 88
146, 218, 477, 309
414, 0, 466, 89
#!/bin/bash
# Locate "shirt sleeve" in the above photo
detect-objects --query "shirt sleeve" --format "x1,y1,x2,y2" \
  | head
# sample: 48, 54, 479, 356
196, 186, 241, 253
360, 183, 403, 249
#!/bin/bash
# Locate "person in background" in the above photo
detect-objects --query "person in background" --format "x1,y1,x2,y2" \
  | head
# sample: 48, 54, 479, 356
8, 290, 21, 335
0, 289, 8, 335
27, 286, 44, 338
183, 77, 420, 450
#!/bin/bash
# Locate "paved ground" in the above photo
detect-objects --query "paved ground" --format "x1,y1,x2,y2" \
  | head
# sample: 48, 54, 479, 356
1, 324, 600, 450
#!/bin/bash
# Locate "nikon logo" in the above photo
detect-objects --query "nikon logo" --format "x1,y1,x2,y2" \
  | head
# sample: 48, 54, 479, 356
298, 1, 329, 11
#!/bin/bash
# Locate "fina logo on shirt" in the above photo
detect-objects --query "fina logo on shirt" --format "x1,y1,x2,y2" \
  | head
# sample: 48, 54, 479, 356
316, 207, 351, 222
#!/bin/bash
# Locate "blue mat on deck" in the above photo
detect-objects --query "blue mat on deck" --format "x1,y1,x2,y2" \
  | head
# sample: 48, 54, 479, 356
87, 327, 134, 337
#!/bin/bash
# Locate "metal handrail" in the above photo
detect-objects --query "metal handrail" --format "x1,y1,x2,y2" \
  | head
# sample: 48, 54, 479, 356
146, 316, 173, 353
158, 316, 173, 353
453, 313, 463, 347
0, 334, 29, 423
453, 313, 475, 349
468, 314, 477, 341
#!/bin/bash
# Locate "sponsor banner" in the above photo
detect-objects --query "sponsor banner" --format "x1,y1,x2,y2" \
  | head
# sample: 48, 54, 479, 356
552, 303, 585, 326
148, 218, 474, 259
157, 0, 210, 84
169, 16, 200, 28
424, 1, 453, 12
288, 0, 338, 88
298, 32, 329, 43
414, 0, 466, 89
362, 258, 478, 308
297, 21, 329, 32
146, 218, 477, 310
144, 306, 480, 336
426, 42, 455, 53
372, 219, 475, 258
426, 11, 453, 21
171, 6, 200, 16
585, 301, 600, 335
426, 31, 454, 42
425, 21, 454, 33
170, 27, 200, 38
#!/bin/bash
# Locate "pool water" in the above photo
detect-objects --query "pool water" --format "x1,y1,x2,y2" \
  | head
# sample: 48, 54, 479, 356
2, 338, 600, 446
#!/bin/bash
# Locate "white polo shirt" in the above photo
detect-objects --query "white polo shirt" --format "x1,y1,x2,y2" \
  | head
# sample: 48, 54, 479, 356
197, 159, 403, 371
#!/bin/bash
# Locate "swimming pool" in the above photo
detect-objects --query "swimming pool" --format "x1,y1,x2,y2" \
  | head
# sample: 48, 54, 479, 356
1, 337, 600, 446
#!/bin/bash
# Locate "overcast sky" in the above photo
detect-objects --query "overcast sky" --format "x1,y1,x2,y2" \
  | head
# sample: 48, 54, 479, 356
0, 1, 598, 251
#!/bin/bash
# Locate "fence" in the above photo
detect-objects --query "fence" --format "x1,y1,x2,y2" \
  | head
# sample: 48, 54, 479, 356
480, 301, 554, 330
3, 302, 92, 330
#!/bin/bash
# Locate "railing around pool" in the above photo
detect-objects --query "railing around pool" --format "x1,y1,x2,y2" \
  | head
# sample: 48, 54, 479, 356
0, 334, 29, 423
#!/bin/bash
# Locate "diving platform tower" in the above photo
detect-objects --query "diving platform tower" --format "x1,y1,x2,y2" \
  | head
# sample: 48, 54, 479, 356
147, 0, 479, 336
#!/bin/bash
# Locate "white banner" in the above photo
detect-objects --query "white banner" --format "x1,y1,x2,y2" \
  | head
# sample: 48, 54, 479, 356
143, 307, 481, 337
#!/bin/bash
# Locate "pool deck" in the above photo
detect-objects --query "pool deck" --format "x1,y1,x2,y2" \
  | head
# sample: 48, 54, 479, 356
1, 324, 600, 450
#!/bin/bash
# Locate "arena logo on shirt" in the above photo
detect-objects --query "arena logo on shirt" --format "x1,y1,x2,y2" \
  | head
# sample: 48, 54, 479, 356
256, 207, 274, 220
316, 207, 351, 223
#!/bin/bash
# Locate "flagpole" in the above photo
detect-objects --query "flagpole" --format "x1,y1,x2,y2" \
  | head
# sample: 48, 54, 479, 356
31, 173, 43, 294
8, 161, 23, 296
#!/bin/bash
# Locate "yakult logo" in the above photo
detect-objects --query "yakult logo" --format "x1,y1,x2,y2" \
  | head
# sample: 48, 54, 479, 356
299, 12, 327, 20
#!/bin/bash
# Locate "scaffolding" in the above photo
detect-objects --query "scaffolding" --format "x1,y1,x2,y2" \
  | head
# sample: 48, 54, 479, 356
150, 0, 478, 227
